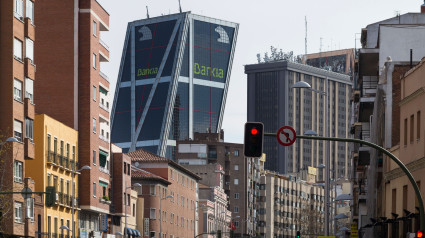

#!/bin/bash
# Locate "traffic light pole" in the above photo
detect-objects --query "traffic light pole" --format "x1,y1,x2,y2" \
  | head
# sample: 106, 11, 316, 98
264, 133, 425, 231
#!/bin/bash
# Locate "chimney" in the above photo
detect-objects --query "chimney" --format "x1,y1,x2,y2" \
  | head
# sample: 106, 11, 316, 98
421, 1, 425, 13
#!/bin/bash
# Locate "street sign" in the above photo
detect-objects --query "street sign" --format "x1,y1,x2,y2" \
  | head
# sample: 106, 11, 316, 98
276, 126, 297, 146
21, 187, 32, 199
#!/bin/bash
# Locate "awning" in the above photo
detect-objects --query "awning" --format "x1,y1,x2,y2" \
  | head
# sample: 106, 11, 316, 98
99, 150, 108, 167
133, 229, 141, 237
126, 228, 134, 236
99, 87, 108, 95
99, 181, 108, 187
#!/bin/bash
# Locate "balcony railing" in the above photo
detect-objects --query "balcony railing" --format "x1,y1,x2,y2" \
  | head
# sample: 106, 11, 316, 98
99, 166, 110, 174
99, 134, 110, 143
99, 38, 109, 50
99, 70, 109, 82
99, 102, 109, 112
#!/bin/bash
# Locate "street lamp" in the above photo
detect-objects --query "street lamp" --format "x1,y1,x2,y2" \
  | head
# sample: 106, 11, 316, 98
293, 78, 331, 236
125, 183, 142, 237
71, 165, 91, 238
159, 194, 173, 238
0, 137, 19, 150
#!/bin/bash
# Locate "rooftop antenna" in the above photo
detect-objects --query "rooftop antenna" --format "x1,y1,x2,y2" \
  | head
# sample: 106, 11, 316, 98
305, 16, 308, 56
146, 6, 150, 19
178, 0, 182, 13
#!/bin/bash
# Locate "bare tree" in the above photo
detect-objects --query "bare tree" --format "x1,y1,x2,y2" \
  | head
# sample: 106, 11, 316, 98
300, 200, 323, 238
0, 134, 19, 234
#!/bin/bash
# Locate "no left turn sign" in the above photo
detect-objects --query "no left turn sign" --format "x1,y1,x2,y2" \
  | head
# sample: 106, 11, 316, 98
276, 126, 297, 146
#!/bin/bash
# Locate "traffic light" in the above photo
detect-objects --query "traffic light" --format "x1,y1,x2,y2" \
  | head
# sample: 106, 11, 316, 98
45, 186, 56, 207
244, 122, 264, 157
296, 230, 301, 238
417, 230, 424, 238
217, 230, 222, 238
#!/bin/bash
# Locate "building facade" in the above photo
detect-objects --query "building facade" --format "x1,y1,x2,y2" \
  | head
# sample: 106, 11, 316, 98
245, 61, 352, 179
128, 149, 201, 238
258, 171, 325, 238
176, 132, 261, 237
34, 0, 112, 235
351, 5, 425, 236
111, 13, 239, 159
26, 114, 79, 237
0, 0, 39, 236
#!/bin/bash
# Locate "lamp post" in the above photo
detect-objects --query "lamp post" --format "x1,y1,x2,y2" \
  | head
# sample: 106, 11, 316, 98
125, 183, 142, 237
71, 165, 91, 238
292, 79, 331, 236
0, 137, 19, 148
159, 194, 173, 238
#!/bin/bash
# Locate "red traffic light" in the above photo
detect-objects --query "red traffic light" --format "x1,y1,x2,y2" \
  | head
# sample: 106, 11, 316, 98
418, 231, 424, 238
251, 128, 258, 135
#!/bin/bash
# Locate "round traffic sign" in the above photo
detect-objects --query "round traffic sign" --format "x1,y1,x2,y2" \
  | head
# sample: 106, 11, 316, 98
21, 187, 32, 199
276, 126, 297, 146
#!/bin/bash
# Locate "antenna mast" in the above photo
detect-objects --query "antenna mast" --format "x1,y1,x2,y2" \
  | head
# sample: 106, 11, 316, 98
178, 0, 182, 13
305, 16, 307, 56
146, 6, 150, 19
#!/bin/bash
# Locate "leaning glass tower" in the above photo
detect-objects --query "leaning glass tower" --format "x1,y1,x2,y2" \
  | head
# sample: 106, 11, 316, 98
111, 12, 238, 158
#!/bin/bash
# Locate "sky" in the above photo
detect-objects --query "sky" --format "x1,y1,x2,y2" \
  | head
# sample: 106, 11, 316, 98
98, 0, 423, 143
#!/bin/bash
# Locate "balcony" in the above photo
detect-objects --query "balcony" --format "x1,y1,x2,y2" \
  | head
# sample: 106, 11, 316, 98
100, 37, 109, 50
99, 70, 109, 82
99, 166, 110, 174
99, 134, 110, 143
99, 102, 109, 112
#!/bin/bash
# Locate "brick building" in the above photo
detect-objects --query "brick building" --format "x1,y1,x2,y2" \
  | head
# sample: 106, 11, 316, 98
128, 149, 200, 238
34, 0, 112, 235
0, 0, 40, 236
176, 132, 261, 237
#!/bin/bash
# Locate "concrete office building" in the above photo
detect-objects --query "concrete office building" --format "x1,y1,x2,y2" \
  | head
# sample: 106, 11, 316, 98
111, 13, 239, 159
176, 132, 261, 237
0, 0, 42, 236
245, 61, 352, 180
34, 0, 112, 235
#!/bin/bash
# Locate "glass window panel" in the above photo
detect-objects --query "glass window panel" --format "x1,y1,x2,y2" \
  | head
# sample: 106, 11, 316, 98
14, 38, 23, 60
14, 79, 22, 101
14, 0, 23, 19
26, 0, 34, 22
93, 21, 97, 36
25, 78, 33, 102
111, 87, 131, 143
25, 38, 34, 62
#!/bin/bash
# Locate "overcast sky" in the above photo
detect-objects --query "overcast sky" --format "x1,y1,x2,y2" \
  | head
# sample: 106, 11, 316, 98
98, 0, 423, 143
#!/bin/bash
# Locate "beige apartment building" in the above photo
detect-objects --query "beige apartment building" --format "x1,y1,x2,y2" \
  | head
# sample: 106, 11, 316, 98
259, 171, 325, 238
383, 58, 425, 237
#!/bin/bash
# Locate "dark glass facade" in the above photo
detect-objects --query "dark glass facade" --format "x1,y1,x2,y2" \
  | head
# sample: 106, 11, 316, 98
111, 13, 238, 158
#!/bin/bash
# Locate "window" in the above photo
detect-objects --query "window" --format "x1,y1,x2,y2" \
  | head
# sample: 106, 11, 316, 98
26, 0, 34, 22
411, 114, 414, 143
66, 144, 70, 159
418, 111, 421, 140
127, 194, 130, 207
133, 204, 135, 216
14, 79, 22, 101
93, 150, 96, 165
14, 38, 23, 60
404, 118, 408, 146
26, 198, 34, 221
150, 185, 156, 195
14, 0, 23, 19
14, 120, 23, 141
93, 118, 96, 133
128, 163, 130, 175
25, 38, 34, 62
93, 86, 96, 101
234, 221, 239, 228
14, 161, 23, 182
234, 206, 239, 213
93, 183, 96, 197
15, 202, 23, 222
234, 193, 239, 199
234, 179, 239, 185
234, 150, 239, 156
93, 53, 97, 69
25, 78, 33, 103
93, 21, 97, 36
234, 165, 239, 171
124, 162, 127, 174
150, 208, 156, 219
25, 118, 33, 142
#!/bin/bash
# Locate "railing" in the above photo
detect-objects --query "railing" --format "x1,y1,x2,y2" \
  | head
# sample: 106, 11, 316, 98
99, 166, 110, 174
99, 102, 109, 112
99, 134, 110, 143
99, 37, 109, 50
99, 70, 109, 82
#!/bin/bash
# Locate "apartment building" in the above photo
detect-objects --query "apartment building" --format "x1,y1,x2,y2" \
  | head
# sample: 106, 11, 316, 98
351, 4, 425, 236
183, 163, 232, 237
34, 0, 112, 234
128, 149, 201, 238
26, 114, 79, 237
176, 132, 261, 237
0, 0, 40, 236
259, 171, 325, 238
